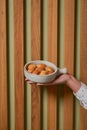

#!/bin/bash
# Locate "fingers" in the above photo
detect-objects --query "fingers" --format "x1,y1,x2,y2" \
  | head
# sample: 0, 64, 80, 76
28, 81, 35, 84
25, 78, 56, 86
25, 78, 29, 81
25, 78, 36, 85
37, 83, 46, 86
37, 81, 55, 86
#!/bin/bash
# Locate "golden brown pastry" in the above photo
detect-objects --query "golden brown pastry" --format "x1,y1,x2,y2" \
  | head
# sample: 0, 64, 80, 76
27, 64, 36, 73
45, 66, 54, 73
27, 63, 54, 75
47, 71, 53, 74
35, 67, 43, 73
36, 63, 46, 70
32, 69, 40, 75
40, 70, 48, 75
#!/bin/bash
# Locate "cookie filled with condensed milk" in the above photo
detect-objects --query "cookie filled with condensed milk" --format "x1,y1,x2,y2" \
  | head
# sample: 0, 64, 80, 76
27, 63, 55, 75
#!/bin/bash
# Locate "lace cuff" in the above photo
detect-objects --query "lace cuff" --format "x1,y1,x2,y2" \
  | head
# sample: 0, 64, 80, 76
73, 82, 87, 109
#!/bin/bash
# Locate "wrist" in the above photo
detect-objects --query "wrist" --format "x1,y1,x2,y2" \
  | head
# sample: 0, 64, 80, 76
65, 74, 81, 93
64, 74, 71, 85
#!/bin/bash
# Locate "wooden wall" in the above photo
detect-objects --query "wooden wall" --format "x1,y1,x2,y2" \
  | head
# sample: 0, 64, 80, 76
0, 0, 87, 130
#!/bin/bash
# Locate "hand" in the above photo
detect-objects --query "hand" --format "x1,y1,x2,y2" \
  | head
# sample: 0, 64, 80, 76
25, 73, 81, 93
25, 74, 70, 86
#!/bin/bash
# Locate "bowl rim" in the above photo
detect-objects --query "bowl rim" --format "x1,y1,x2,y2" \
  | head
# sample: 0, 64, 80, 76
24, 60, 58, 77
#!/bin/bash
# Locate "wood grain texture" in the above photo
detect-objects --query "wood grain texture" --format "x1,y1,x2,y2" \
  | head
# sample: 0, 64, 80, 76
14, 0, 24, 129
31, 0, 41, 130
48, 0, 58, 130
80, 0, 87, 130
31, 0, 41, 60
0, 0, 8, 129
31, 84, 41, 130
63, 0, 75, 130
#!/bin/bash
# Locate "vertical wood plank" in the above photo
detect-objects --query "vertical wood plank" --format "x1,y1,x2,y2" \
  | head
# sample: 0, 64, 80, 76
31, 0, 41, 130
80, 0, 87, 130
14, 0, 24, 129
63, 0, 75, 130
31, 85, 41, 130
31, 0, 41, 60
0, 0, 8, 129
48, 0, 58, 130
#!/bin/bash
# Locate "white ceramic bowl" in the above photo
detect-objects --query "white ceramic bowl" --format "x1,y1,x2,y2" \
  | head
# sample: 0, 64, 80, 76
24, 60, 67, 83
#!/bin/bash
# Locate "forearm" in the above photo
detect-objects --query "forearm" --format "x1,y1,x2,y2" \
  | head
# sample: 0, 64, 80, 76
65, 74, 81, 93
